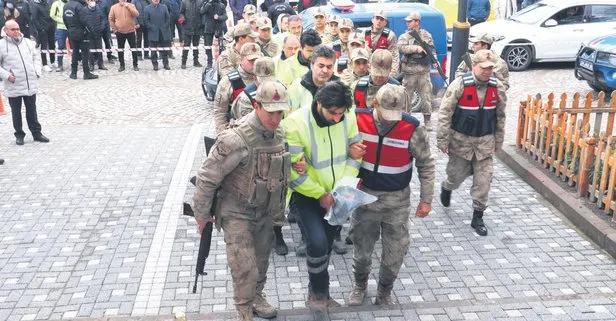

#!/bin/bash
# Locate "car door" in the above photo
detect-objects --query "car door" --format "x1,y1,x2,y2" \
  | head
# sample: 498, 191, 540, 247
585, 4, 616, 37
538, 5, 588, 60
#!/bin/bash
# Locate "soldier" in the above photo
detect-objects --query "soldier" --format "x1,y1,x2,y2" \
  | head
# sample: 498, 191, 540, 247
353, 49, 400, 107
322, 15, 340, 45
311, 6, 327, 38
398, 11, 434, 129
223, 5, 257, 48
348, 83, 434, 306
214, 42, 264, 134
230, 57, 276, 128
331, 18, 353, 59
273, 34, 299, 75
255, 17, 278, 57
340, 47, 370, 87
276, 29, 321, 86
286, 45, 339, 113
284, 80, 361, 315
218, 23, 257, 77
272, 14, 301, 54
336, 32, 366, 75
364, 10, 399, 77
192, 80, 291, 321
455, 32, 510, 90
437, 50, 507, 237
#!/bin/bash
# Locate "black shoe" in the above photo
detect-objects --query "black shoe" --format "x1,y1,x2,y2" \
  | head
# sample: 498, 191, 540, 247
345, 236, 353, 245
0, 158, 4, 165
98, 65, 108, 70
332, 237, 347, 255
275, 236, 288, 256
440, 187, 451, 207
181, 63, 186, 69
194, 61, 202, 67
169, 53, 176, 59
144, 54, 150, 59
107, 57, 115, 64
163, 65, 171, 70
16, 137, 24, 145
287, 209, 297, 224
69, 73, 77, 79
153, 65, 159, 71
118, 66, 125, 72
137, 56, 143, 61
33, 134, 50, 143
133, 66, 139, 71
471, 210, 488, 236
84, 73, 99, 80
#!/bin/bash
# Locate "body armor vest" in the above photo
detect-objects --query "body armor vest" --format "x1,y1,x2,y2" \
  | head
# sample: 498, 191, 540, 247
451, 72, 499, 137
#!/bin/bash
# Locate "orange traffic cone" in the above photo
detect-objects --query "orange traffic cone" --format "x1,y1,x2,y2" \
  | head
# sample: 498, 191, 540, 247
65, 38, 71, 57
0, 95, 6, 116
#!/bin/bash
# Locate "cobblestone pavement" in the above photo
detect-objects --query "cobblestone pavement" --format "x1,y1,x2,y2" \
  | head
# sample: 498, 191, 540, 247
1, 58, 615, 321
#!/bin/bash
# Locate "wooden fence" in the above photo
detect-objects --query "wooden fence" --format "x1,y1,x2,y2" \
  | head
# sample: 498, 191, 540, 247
516, 92, 616, 217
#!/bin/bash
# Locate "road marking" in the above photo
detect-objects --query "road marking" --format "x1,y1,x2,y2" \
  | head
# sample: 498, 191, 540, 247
132, 123, 203, 316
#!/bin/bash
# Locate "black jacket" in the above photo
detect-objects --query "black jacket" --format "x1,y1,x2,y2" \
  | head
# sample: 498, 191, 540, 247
267, 1, 294, 28
200, 0, 226, 35
84, 3, 105, 37
179, 0, 203, 36
63, 0, 89, 41
31, 0, 56, 31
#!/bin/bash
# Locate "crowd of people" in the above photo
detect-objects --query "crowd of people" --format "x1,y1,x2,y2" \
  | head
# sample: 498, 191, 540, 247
190, 3, 511, 321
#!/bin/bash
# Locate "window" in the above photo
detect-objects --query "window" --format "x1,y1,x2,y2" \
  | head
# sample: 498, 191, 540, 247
550, 6, 585, 25
587, 5, 616, 23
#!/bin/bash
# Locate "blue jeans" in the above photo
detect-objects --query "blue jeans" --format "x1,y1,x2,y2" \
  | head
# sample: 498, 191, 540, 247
56, 29, 68, 67
292, 193, 339, 299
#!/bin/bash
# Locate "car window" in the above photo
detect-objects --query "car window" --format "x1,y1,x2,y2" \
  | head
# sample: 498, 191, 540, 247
549, 6, 585, 25
509, 3, 555, 25
587, 5, 616, 23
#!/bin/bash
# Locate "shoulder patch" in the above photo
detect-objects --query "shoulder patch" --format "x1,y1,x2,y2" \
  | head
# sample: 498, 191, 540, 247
401, 113, 420, 126
356, 76, 370, 88
382, 28, 391, 36
228, 70, 240, 81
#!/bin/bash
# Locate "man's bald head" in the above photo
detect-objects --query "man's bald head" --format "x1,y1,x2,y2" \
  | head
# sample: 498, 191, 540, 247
4, 20, 21, 40
283, 34, 300, 59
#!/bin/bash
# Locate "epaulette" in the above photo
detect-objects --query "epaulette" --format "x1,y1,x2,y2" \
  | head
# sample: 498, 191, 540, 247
462, 72, 474, 86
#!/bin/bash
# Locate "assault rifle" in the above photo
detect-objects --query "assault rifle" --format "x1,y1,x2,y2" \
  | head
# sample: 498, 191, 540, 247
183, 136, 218, 294
409, 29, 448, 86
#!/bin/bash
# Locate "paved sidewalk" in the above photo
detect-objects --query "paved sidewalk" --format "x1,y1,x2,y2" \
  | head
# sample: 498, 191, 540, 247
1, 60, 615, 321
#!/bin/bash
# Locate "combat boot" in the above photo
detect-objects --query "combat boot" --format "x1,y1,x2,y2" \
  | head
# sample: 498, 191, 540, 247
235, 305, 253, 321
374, 282, 394, 305
471, 210, 488, 236
440, 187, 451, 207
252, 292, 277, 319
347, 280, 367, 306
273, 226, 288, 256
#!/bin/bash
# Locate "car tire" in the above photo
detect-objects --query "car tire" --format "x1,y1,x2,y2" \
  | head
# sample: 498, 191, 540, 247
410, 91, 422, 113
504, 45, 533, 71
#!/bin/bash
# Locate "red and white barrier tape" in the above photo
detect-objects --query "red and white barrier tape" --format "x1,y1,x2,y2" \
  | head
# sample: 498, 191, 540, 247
39, 44, 220, 54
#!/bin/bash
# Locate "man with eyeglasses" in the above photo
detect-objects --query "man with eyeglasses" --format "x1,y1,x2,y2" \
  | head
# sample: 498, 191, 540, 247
0, 20, 51, 145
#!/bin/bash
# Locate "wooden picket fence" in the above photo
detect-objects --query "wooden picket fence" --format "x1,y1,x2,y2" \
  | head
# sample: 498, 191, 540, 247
516, 92, 616, 217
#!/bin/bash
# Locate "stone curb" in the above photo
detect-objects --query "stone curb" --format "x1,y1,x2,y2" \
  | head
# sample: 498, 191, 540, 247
497, 144, 616, 258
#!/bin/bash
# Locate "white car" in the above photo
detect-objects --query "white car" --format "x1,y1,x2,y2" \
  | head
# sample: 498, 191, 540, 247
470, 0, 616, 71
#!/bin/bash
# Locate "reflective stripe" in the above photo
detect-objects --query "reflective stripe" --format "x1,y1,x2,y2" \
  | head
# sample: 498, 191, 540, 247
288, 145, 304, 154
307, 254, 330, 274
314, 155, 347, 169
304, 108, 349, 170
361, 161, 412, 174
349, 133, 362, 145
290, 173, 308, 189
347, 159, 361, 169
307, 254, 329, 264
307, 263, 329, 274
458, 105, 497, 110
361, 133, 379, 143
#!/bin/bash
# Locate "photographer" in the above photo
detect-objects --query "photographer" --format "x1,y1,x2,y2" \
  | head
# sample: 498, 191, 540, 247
200, 0, 226, 68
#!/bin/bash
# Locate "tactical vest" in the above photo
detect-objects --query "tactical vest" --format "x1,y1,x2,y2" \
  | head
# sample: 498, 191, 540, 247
332, 40, 342, 59
337, 56, 348, 74
228, 69, 247, 100
404, 29, 431, 66
220, 119, 290, 215
365, 29, 390, 51
452, 72, 499, 137
354, 76, 400, 108
243, 82, 258, 105
356, 108, 418, 191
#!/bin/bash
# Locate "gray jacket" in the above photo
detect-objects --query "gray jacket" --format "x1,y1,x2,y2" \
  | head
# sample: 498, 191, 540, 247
179, 0, 203, 36
0, 36, 40, 98
144, 3, 171, 42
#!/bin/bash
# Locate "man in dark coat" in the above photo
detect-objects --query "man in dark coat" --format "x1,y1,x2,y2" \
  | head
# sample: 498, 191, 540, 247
63, 0, 98, 79
267, 0, 294, 30
84, 0, 107, 70
179, 0, 202, 69
31, 0, 57, 70
229, 0, 247, 23
200, 0, 226, 67
144, 0, 171, 70
133, 0, 150, 59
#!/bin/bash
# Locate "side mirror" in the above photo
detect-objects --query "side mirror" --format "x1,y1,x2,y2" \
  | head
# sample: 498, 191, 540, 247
544, 19, 558, 27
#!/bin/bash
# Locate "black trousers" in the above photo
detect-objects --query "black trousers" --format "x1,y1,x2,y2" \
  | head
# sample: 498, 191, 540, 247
181, 34, 200, 62
150, 40, 169, 66
9, 95, 42, 138
38, 26, 56, 66
136, 28, 149, 57
203, 33, 222, 65
102, 28, 114, 58
70, 38, 91, 74
116, 32, 139, 67
89, 36, 104, 66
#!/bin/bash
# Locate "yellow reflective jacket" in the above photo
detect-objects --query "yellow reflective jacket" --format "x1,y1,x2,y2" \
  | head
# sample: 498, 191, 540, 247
50, 1, 67, 31
284, 105, 362, 199
277, 51, 310, 86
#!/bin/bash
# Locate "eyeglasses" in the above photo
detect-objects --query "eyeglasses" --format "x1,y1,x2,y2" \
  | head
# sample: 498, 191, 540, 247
8, 28, 20, 31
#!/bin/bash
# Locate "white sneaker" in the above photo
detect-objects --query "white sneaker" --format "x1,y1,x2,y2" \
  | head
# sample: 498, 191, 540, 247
43, 65, 52, 72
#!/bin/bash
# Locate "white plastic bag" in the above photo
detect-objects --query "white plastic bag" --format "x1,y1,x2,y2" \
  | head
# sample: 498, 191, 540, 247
324, 177, 378, 226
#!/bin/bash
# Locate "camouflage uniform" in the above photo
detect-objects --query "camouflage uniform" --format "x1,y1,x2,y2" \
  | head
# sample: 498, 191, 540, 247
349, 84, 435, 306
214, 43, 263, 134
340, 68, 363, 88
218, 23, 258, 76
340, 47, 370, 89
436, 51, 507, 213
398, 27, 434, 116
352, 49, 399, 109
455, 51, 510, 91
193, 82, 291, 320
365, 28, 399, 77
255, 17, 278, 57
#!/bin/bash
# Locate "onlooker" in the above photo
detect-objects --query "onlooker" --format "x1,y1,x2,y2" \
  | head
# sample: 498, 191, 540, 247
84, 0, 107, 70
468, 0, 491, 25
50, 0, 68, 71
179, 0, 203, 69
0, 20, 50, 145
229, 0, 249, 23
267, 0, 294, 30
109, 0, 140, 71
100, 0, 117, 62
200, 0, 227, 68
495, 0, 517, 19
133, 0, 150, 60
64, 0, 99, 79
31, 0, 57, 71
144, 0, 171, 70
9, 0, 33, 39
